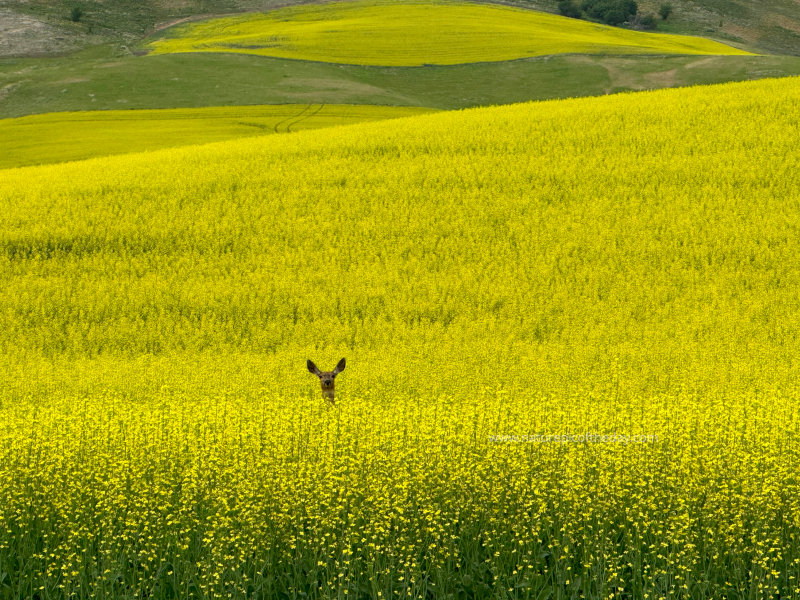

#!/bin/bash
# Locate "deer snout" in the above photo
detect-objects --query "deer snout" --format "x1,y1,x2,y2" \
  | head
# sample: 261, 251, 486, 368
323, 379, 332, 387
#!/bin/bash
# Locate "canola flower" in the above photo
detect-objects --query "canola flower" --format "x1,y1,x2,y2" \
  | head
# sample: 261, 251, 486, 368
147, 0, 752, 66
0, 105, 435, 169
1, 77, 800, 598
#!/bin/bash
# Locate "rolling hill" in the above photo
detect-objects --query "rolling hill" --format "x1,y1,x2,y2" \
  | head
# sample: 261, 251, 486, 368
3, 0, 798, 123
2, 0, 800, 597
146, 0, 751, 66
1, 76, 799, 597
0, 104, 435, 168
1, 0, 799, 57
2, 0, 799, 167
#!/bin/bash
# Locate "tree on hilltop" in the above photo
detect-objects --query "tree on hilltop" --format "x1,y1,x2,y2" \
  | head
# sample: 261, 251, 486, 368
581, 0, 638, 25
558, 0, 582, 18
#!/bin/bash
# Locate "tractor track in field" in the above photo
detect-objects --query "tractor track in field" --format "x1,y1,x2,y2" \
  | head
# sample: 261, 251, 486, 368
272, 103, 313, 133
286, 103, 324, 132
270, 103, 325, 133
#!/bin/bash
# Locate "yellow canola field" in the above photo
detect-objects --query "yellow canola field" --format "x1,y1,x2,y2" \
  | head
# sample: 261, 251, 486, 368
148, 0, 752, 66
0, 104, 435, 169
1, 77, 799, 598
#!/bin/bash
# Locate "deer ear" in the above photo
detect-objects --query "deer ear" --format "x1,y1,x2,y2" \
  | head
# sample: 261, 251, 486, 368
334, 358, 346, 374
307, 360, 321, 375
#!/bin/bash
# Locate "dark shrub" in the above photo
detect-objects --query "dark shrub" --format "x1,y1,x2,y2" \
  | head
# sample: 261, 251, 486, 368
640, 13, 657, 29
558, 0, 583, 18
582, 0, 638, 25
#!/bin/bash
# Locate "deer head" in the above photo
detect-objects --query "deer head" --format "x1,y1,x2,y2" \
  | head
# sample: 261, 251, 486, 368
307, 358, 346, 405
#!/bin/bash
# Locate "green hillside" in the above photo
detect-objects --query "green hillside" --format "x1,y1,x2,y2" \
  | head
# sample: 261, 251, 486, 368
3, 46, 799, 120
1, 0, 798, 122
1, 0, 799, 57
0, 0, 800, 56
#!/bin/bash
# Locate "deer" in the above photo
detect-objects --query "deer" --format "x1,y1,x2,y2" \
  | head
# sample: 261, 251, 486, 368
307, 358, 346, 405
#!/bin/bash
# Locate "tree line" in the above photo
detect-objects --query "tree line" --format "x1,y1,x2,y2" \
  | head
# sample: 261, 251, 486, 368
558, 0, 673, 29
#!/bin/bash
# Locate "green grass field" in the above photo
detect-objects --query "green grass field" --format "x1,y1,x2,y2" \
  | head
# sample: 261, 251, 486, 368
0, 104, 435, 168
3, 0, 800, 124
1, 76, 800, 598
3, 50, 799, 119
147, 0, 752, 66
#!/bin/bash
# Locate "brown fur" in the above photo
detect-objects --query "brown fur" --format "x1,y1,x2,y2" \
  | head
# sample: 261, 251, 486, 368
307, 358, 346, 405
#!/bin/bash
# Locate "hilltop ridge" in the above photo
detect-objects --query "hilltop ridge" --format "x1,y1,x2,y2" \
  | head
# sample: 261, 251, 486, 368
1, 0, 798, 58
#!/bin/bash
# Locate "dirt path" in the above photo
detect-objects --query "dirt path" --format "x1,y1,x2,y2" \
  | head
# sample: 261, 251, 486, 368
151, 16, 196, 34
